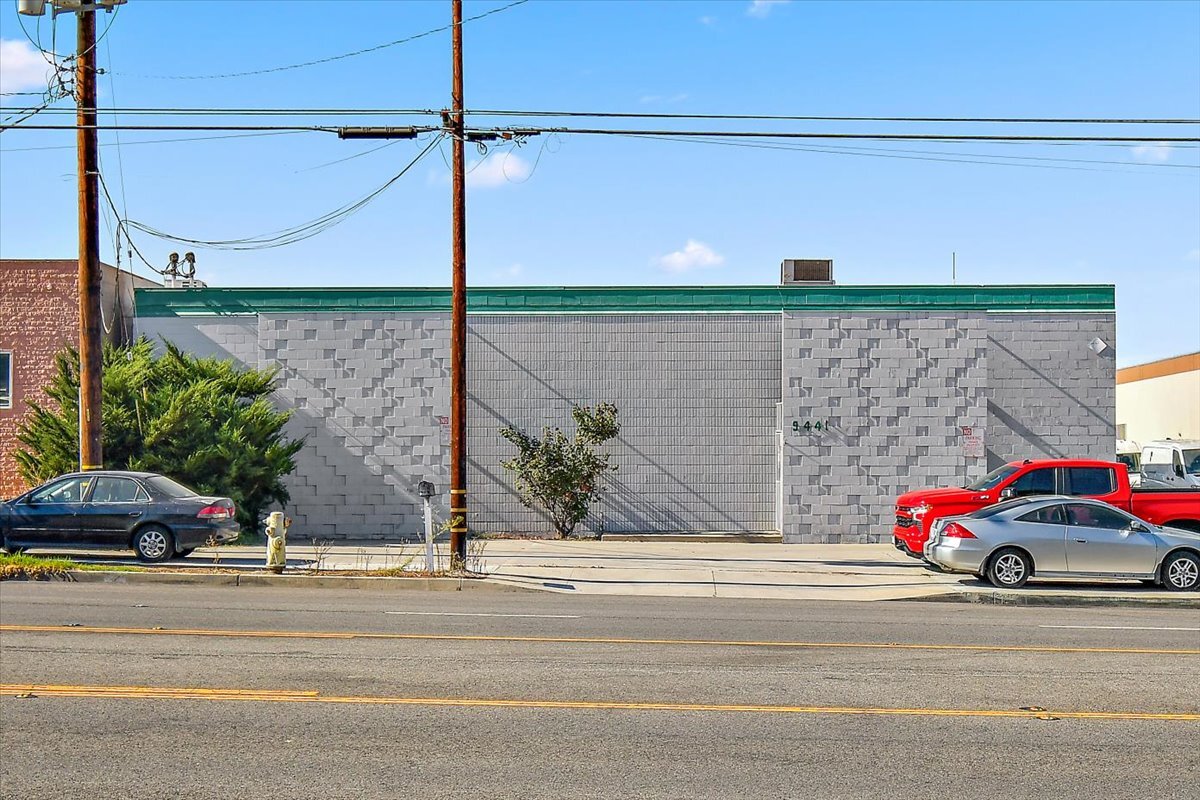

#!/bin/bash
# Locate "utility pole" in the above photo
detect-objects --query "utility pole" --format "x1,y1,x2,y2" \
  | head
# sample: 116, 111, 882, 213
76, 4, 103, 472
448, 0, 469, 566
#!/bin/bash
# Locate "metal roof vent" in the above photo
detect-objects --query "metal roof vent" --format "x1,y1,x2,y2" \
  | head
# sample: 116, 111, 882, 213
781, 259, 834, 285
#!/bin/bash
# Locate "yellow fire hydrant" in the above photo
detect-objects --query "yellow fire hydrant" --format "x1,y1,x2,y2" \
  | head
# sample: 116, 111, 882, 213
265, 511, 290, 574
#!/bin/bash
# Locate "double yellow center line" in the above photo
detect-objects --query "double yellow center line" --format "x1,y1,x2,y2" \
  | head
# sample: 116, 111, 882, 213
3, 624, 1197, 655
2, 683, 1197, 721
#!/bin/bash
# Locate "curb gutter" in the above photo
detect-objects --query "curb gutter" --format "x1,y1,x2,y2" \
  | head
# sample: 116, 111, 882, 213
900, 587, 1200, 609
60, 570, 535, 593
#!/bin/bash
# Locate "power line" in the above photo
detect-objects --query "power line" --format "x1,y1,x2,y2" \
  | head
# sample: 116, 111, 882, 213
463, 109, 1200, 125
124, 135, 443, 251
10, 107, 1199, 125
471, 126, 1200, 143
2, 123, 344, 133
115, 0, 529, 80
6, 122, 1196, 144
622, 133, 1197, 175
0, 130, 307, 152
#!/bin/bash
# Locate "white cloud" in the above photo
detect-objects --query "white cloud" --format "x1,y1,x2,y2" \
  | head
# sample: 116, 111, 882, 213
0, 39, 52, 95
467, 151, 532, 188
656, 240, 725, 273
1186, 248, 1200, 262
747, 0, 790, 19
639, 92, 689, 105
1131, 142, 1173, 163
699, 15, 718, 26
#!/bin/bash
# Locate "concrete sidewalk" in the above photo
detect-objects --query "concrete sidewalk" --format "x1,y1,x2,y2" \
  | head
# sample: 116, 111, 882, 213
42, 539, 1200, 605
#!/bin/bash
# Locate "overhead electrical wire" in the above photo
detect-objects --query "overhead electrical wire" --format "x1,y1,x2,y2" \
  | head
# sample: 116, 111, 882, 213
115, 0, 529, 80
463, 109, 1200, 125
124, 135, 443, 251
5, 122, 1195, 144
619, 133, 1196, 175
0, 130, 308, 153
623, 133, 1200, 169
472, 127, 1200, 143
10, 106, 1199, 126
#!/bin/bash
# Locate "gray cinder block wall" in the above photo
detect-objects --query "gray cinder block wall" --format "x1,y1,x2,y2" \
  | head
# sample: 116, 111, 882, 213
985, 314, 1117, 468
467, 315, 781, 534
137, 286, 1116, 543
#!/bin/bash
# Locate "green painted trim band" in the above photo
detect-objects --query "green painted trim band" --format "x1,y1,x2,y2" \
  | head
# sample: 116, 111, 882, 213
134, 284, 1116, 317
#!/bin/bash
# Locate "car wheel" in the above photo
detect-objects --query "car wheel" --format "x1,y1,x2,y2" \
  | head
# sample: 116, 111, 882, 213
176, 548, 195, 558
987, 548, 1032, 589
2, 540, 26, 555
1161, 551, 1200, 592
133, 525, 175, 563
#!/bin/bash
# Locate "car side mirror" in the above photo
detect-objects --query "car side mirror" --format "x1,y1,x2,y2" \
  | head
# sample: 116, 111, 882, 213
999, 487, 1016, 500
1127, 521, 1148, 534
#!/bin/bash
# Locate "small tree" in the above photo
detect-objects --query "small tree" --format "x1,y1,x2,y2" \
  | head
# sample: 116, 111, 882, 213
15, 337, 303, 535
499, 403, 620, 538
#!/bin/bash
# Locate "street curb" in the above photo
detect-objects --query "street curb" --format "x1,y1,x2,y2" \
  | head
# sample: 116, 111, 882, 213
896, 588, 1200, 609
58, 570, 536, 592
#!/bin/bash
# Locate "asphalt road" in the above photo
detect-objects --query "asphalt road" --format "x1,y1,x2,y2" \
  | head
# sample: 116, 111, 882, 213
1, 583, 1198, 799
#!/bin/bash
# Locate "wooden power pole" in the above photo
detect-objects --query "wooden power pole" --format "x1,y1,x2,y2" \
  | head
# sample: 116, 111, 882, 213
77, 5, 103, 472
448, 0, 468, 565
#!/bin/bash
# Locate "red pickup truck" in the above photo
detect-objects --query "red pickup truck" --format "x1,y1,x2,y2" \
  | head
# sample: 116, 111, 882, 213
893, 458, 1200, 558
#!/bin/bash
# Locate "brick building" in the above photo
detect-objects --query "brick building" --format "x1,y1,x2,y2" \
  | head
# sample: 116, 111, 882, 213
135, 282, 1116, 542
0, 259, 156, 498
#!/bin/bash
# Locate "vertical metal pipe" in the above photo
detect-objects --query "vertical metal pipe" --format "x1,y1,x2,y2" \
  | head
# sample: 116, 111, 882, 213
449, 0, 468, 565
77, 7, 102, 472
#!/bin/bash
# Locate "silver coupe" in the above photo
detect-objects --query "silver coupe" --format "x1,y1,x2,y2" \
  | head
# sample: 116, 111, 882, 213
924, 496, 1200, 591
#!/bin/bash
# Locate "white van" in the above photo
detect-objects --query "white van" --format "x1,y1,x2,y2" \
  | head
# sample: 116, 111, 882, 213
1116, 439, 1142, 487
1141, 440, 1200, 487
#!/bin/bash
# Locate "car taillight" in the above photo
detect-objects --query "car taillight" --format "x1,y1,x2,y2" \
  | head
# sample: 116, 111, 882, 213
198, 505, 232, 520
942, 522, 976, 539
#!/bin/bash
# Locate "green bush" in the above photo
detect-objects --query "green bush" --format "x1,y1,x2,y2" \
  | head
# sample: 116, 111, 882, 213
499, 403, 620, 538
15, 338, 304, 535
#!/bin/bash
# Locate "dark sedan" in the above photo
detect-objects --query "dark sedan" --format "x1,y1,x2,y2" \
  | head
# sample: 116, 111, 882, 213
1, 471, 240, 562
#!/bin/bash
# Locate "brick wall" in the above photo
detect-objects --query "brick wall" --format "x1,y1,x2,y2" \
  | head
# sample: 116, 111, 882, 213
0, 261, 79, 498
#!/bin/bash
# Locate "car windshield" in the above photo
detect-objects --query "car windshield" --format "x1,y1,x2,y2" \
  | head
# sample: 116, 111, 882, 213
1184, 449, 1200, 476
146, 476, 198, 498
1116, 453, 1140, 473
965, 465, 1018, 491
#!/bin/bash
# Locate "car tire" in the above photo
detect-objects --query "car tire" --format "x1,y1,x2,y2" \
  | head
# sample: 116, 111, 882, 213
1160, 551, 1200, 592
986, 548, 1032, 589
176, 548, 195, 558
133, 525, 175, 563
2, 540, 26, 555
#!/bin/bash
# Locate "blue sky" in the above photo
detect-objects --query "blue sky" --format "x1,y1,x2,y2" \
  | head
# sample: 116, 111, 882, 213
1, 0, 1197, 367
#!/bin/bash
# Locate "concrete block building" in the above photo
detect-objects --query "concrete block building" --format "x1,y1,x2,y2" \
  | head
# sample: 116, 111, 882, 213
133, 282, 1116, 543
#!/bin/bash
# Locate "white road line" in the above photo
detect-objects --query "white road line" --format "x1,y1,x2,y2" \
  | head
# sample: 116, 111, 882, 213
1039, 625, 1200, 632
379, 618, 576, 623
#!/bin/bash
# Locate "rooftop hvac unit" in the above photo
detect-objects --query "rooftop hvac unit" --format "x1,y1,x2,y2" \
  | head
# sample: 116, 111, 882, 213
780, 259, 835, 285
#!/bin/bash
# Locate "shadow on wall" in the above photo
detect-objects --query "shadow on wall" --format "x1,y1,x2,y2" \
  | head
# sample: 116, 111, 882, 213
280, 404, 445, 542
466, 317, 781, 535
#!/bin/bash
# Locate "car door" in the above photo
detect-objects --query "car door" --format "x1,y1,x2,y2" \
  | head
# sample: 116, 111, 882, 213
1012, 503, 1069, 572
1064, 502, 1158, 575
1005, 467, 1057, 498
79, 476, 150, 547
7, 476, 93, 547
